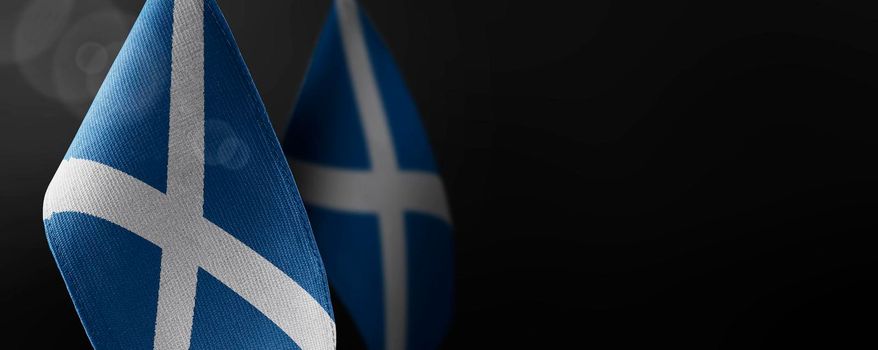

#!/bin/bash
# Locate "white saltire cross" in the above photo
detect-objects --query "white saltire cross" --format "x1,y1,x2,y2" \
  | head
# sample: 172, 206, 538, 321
290, 1, 451, 350
42, 1, 334, 349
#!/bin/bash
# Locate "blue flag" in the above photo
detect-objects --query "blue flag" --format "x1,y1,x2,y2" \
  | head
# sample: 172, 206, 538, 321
284, 1, 454, 349
42, 0, 335, 348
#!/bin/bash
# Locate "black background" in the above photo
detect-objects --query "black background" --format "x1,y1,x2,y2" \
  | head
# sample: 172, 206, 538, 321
3, 0, 878, 348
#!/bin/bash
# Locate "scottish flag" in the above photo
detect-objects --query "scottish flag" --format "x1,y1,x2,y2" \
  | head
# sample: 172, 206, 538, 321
284, 1, 454, 349
42, 0, 335, 349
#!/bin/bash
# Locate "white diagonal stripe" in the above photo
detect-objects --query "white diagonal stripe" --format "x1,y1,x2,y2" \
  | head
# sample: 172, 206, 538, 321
44, 158, 336, 350
335, 1, 405, 349
153, 255, 199, 349
166, 0, 205, 211
153, 0, 205, 347
337, 0, 396, 173
293, 161, 450, 223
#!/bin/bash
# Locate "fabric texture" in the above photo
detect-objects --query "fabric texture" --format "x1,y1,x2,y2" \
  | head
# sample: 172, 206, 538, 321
284, 1, 454, 349
42, 0, 335, 349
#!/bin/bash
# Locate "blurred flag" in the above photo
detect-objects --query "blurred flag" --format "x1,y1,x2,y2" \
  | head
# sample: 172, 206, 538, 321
42, 0, 335, 349
284, 0, 454, 349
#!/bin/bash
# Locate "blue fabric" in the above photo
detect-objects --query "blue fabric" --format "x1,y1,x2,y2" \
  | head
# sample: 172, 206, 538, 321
189, 270, 301, 349
201, 0, 333, 315
64, 0, 172, 192
283, 9, 370, 170
404, 212, 454, 350
46, 213, 162, 350
308, 206, 385, 349
43, 0, 333, 348
356, 9, 438, 173
284, 2, 454, 349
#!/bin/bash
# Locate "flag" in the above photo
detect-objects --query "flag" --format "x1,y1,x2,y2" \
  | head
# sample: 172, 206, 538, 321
284, 1, 454, 349
42, 0, 335, 348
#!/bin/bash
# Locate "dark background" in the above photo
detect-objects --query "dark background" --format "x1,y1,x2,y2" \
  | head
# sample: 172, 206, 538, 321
3, 0, 878, 348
